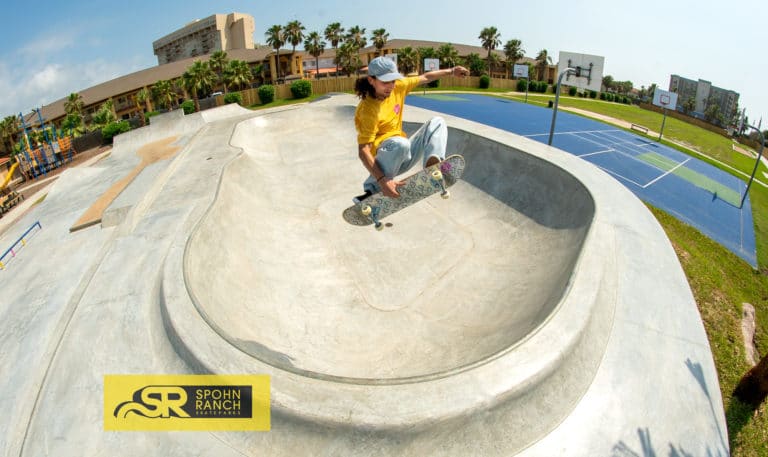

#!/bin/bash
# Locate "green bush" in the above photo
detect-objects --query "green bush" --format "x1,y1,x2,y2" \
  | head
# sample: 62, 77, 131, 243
568, 86, 577, 96
290, 80, 312, 99
599, 92, 607, 100
589, 90, 598, 99
258, 85, 275, 104
516, 79, 528, 92
539, 82, 549, 93
102, 120, 131, 143
224, 92, 242, 105
479, 74, 490, 89
180, 100, 195, 114
427, 79, 440, 88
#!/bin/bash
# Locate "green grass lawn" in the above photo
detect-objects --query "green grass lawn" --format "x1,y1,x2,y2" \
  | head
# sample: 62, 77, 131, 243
531, 95, 768, 455
427, 88, 768, 454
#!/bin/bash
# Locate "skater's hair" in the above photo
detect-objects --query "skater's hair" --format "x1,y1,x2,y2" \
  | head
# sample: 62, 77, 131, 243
355, 77, 376, 100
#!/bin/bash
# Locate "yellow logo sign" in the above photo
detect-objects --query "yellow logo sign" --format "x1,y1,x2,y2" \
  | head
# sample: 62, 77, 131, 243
104, 375, 270, 431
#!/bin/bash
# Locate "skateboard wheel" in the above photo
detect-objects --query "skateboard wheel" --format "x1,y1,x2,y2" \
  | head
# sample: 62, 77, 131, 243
375, 222, 384, 231
431, 170, 443, 181
441, 190, 451, 199
361, 205, 372, 216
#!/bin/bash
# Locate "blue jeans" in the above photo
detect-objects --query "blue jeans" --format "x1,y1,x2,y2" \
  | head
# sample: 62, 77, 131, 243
363, 117, 448, 193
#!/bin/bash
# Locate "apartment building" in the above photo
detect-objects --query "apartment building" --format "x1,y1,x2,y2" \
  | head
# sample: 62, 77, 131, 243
669, 74, 739, 122
153, 13, 255, 65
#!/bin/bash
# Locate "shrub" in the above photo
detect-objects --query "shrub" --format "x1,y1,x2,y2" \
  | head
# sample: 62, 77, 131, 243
224, 92, 242, 105
101, 120, 131, 143
479, 74, 490, 89
539, 82, 549, 93
599, 92, 607, 100
290, 80, 312, 99
180, 100, 195, 114
428, 79, 440, 88
258, 84, 275, 104
516, 79, 528, 92
590, 90, 598, 99
568, 86, 577, 96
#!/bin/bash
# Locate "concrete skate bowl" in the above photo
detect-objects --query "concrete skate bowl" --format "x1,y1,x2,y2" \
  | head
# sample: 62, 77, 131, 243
163, 97, 617, 443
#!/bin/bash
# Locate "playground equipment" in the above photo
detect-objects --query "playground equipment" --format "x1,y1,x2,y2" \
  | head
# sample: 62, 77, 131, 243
0, 162, 24, 216
1, 162, 19, 190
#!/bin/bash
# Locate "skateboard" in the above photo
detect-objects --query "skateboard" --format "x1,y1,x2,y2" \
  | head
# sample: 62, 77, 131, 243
342, 154, 465, 230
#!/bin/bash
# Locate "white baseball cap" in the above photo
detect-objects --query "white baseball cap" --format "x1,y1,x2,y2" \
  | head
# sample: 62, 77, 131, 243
367, 57, 403, 82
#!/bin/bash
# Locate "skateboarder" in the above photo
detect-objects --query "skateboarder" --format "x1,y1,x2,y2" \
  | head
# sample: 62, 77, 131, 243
353, 56, 469, 203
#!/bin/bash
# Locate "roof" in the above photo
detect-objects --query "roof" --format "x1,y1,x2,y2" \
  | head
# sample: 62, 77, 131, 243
32, 38, 536, 125
38, 47, 273, 122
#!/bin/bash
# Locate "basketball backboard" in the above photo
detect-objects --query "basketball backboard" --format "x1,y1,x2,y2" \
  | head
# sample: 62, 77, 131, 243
424, 58, 440, 72
653, 88, 678, 109
557, 51, 604, 92
513, 63, 529, 79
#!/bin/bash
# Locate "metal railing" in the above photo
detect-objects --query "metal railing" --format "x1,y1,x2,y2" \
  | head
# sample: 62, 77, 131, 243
0, 221, 42, 270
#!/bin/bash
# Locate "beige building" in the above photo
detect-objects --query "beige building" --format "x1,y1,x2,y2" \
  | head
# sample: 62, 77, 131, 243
153, 13, 255, 65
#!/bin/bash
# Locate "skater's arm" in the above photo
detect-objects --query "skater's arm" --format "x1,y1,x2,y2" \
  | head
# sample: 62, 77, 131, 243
418, 65, 469, 85
358, 143, 403, 198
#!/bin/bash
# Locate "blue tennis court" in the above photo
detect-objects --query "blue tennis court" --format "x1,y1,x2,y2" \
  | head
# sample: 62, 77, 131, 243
408, 93, 757, 267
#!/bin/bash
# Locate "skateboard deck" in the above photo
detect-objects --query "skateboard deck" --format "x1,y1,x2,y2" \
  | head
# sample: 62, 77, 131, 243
342, 154, 465, 230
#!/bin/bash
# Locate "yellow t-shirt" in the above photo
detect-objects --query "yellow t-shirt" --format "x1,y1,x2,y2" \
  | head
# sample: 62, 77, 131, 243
355, 76, 421, 156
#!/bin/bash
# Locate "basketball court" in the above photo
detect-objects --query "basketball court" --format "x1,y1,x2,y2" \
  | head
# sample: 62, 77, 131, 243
408, 92, 758, 267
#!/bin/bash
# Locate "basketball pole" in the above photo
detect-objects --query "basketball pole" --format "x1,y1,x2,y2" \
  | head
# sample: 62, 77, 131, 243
739, 125, 765, 209
548, 68, 576, 146
658, 106, 668, 142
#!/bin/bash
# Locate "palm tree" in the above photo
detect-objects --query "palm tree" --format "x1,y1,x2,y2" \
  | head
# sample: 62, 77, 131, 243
304, 32, 326, 79
64, 93, 84, 116
265, 25, 285, 81
285, 20, 305, 76
251, 64, 266, 86
63, 92, 85, 134
152, 79, 177, 110
324, 22, 345, 77
335, 41, 357, 76
398, 47, 419, 75
371, 28, 389, 56
0, 115, 20, 156
209, 51, 229, 93
437, 43, 459, 69
479, 26, 501, 74
535, 49, 552, 82
182, 60, 217, 112
345, 25, 367, 74
503, 39, 524, 79
224, 59, 253, 91
134, 88, 150, 126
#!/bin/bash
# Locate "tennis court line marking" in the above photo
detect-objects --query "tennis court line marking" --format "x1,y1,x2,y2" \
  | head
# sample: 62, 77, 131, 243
524, 129, 618, 138
642, 158, 691, 188
578, 149, 614, 158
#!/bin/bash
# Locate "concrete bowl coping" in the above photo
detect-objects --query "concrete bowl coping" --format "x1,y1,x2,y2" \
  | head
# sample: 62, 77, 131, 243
159, 95, 619, 446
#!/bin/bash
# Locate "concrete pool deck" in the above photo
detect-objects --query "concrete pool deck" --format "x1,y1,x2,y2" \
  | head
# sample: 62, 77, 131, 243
0, 94, 727, 456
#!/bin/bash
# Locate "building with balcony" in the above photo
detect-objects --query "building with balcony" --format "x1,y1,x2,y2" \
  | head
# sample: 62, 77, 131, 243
153, 13, 255, 65
669, 74, 739, 123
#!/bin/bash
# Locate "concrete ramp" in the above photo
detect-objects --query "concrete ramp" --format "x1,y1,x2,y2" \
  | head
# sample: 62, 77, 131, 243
164, 96, 618, 450
0, 95, 727, 456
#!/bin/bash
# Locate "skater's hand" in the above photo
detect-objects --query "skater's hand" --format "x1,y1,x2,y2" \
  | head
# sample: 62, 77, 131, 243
380, 178, 405, 198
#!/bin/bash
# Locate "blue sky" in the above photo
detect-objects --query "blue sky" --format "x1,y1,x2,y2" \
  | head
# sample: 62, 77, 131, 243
2, 0, 767, 127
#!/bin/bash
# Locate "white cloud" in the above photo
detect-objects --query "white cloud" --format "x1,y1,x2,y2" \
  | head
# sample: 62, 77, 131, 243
0, 57, 147, 118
